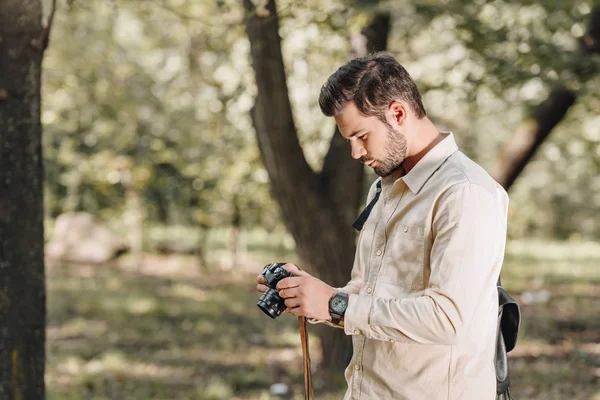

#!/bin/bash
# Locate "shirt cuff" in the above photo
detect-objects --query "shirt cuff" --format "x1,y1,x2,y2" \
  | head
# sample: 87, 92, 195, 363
343, 294, 373, 337
307, 318, 344, 329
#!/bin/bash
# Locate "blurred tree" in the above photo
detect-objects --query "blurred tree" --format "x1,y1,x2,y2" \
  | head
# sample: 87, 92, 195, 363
33, 0, 600, 385
0, 0, 50, 397
492, 7, 600, 190
244, 0, 600, 372
244, 0, 390, 371
42, 0, 285, 257
41, 0, 600, 242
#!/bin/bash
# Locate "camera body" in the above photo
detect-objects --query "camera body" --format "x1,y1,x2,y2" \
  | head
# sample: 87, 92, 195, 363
257, 263, 293, 319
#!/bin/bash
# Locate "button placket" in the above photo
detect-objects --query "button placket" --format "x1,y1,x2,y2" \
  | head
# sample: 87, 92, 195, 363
351, 336, 366, 399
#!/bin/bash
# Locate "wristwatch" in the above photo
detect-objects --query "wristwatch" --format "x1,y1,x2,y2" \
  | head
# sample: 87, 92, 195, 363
329, 292, 349, 325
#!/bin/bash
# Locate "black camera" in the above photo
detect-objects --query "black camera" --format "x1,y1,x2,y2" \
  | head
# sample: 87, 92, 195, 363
257, 263, 293, 319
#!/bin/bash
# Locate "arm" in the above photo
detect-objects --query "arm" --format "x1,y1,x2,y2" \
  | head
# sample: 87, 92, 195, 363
306, 251, 364, 329
343, 183, 507, 344
261, 179, 383, 329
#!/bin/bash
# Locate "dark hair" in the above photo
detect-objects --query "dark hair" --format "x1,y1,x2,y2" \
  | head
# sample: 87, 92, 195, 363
319, 52, 426, 120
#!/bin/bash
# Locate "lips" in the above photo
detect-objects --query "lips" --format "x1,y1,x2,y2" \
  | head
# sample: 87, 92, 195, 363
360, 157, 376, 167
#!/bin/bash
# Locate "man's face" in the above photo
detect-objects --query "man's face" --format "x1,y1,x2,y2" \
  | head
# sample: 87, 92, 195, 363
335, 101, 408, 177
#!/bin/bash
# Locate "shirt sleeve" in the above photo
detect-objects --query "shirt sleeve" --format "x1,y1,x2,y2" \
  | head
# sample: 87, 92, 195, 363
343, 182, 507, 344
308, 229, 366, 328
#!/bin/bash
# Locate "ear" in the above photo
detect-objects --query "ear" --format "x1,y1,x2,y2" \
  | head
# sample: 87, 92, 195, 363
388, 101, 407, 127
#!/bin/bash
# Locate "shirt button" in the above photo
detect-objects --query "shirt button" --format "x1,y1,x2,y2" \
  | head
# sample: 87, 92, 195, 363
389, 338, 395, 343
366, 287, 372, 294
376, 249, 382, 256
355, 364, 361, 371
354, 329, 360, 334
403, 226, 409, 233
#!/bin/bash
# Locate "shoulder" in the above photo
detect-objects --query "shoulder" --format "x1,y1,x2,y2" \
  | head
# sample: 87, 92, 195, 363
437, 152, 507, 200
434, 152, 509, 215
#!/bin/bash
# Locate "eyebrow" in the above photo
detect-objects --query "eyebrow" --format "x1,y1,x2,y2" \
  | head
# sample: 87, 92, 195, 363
349, 129, 365, 138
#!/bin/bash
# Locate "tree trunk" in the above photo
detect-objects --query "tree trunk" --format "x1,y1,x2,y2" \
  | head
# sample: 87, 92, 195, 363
125, 186, 144, 269
244, 0, 390, 373
228, 197, 241, 269
196, 225, 210, 273
492, 88, 576, 190
492, 8, 600, 191
0, 0, 46, 398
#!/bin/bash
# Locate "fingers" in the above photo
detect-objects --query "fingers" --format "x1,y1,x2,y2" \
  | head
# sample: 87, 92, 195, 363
256, 273, 268, 293
278, 286, 300, 299
286, 306, 303, 317
256, 283, 268, 293
257, 263, 309, 300
276, 276, 302, 291
283, 263, 308, 276
284, 297, 301, 308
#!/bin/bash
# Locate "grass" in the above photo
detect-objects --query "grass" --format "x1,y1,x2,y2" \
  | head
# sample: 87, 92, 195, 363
46, 237, 600, 399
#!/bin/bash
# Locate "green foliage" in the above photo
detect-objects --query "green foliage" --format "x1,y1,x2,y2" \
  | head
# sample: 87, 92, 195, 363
386, 0, 600, 239
42, 0, 600, 238
43, 0, 280, 230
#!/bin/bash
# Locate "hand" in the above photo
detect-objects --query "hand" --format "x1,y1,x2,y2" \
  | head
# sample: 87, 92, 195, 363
276, 264, 337, 320
256, 272, 268, 294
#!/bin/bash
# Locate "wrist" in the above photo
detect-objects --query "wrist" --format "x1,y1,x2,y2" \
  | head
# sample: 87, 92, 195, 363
328, 291, 349, 325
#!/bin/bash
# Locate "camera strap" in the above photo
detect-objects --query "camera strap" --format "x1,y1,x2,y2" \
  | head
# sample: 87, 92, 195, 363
299, 316, 314, 400
352, 180, 382, 231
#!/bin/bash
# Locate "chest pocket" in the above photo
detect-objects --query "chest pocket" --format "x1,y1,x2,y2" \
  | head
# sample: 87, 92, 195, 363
379, 224, 425, 290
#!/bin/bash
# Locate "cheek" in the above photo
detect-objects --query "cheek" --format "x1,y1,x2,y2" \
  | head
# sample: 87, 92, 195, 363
371, 136, 387, 156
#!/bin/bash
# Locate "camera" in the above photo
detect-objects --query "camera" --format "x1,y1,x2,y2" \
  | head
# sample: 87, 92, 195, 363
257, 263, 293, 319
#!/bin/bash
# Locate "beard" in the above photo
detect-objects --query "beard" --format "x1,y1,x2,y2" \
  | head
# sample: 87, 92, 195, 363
362, 125, 408, 177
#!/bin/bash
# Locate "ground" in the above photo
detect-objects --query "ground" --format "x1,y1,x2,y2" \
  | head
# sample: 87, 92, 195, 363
46, 238, 600, 399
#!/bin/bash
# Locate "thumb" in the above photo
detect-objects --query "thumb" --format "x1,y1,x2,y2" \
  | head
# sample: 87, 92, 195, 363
283, 263, 308, 276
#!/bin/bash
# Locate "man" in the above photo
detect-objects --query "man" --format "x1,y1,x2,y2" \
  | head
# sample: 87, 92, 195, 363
256, 52, 508, 400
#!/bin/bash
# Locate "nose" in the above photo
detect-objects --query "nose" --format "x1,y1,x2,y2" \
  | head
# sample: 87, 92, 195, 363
351, 141, 366, 160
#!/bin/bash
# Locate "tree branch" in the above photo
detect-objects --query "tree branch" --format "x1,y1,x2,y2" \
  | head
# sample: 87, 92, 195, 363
41, 0, 57, 52
492, 89, 576, 189
492, 7, 600, 190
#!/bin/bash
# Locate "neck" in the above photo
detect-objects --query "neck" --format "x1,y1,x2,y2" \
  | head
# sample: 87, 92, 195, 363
402, 118, 442, 174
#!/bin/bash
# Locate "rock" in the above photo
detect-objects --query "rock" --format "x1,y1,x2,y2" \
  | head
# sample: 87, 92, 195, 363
269, 383, 290, 397
45, 212, 128, 264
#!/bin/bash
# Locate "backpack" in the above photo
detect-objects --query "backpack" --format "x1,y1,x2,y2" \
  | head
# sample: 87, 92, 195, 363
496, 280, 521, 399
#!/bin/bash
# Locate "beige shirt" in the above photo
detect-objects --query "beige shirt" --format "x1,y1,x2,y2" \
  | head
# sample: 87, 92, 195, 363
334, 133, 508, 400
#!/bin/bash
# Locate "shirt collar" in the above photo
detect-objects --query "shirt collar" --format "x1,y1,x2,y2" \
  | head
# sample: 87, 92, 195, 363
390, 132, 458, 194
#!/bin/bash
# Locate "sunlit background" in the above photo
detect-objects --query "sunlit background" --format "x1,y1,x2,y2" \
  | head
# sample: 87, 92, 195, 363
40, 0, 599, 399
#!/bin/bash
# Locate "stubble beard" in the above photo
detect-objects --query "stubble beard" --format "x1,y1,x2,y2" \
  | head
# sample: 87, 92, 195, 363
372, 125, 408, 177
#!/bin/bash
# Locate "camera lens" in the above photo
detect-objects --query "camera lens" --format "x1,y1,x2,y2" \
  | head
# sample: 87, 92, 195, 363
257, 288, 286, 319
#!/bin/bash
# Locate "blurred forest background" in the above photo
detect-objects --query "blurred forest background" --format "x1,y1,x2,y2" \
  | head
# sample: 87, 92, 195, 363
1, 0, 599, 399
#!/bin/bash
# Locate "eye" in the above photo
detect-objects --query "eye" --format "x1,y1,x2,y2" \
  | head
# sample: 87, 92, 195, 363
359, 134, 368, 140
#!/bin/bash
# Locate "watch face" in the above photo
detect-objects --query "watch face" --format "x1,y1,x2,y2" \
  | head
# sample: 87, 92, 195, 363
331, 295, 348, 312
